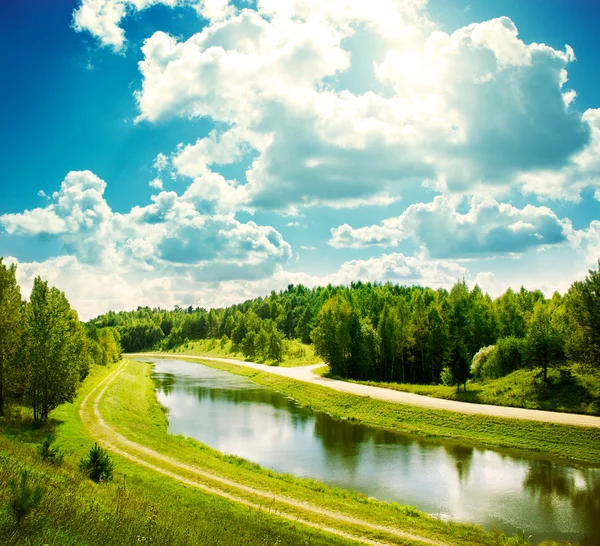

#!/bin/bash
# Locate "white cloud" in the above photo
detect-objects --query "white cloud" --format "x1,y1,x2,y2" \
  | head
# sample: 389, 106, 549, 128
329, 196, 571, 258
149, 178, 164, 190
133, 8, 594, 211
153, 152, 169, 172
0, 171, 291, 279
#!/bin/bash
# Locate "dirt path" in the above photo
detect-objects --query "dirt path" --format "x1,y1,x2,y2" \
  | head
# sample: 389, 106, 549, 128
129, 353, 600, 428
79, 361, 447, 546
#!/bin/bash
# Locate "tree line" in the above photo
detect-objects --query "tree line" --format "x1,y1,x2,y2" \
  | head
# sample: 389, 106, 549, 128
0, 259, 121, 421
89, 260, 600, 387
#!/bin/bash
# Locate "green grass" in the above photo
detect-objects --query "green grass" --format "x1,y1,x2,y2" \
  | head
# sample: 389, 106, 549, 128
0, 364, 353, 546
160, 338, 322, 367
327, 367, 600, 417
189, 358, 600, 465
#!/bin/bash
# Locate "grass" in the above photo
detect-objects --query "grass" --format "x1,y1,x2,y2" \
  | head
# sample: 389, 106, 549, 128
187, 358, 600, 465
160, 338, 322, 367
325, 367, 600, 417
0, 364, 353, 546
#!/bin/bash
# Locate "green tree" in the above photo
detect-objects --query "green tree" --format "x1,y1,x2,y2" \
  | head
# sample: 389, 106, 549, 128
23, 278, 86, 422
0, 259, 23, 415
526, 301, 565, 382
8, 470, 43, 525
566, 260, 600, 371
241, 331, 258, 360
256, 329, 269, 361
79, 443, 114, 483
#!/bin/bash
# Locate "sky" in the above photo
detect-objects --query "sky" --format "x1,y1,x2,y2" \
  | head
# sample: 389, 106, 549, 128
1, 0, 600, 320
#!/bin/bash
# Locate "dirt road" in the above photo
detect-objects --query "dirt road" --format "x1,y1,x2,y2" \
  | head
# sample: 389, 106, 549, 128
80, 361, 447, 546
129, 353, 600, 428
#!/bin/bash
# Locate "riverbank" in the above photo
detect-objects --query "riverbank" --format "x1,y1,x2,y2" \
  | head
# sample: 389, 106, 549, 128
131, 354, 600, 465
333, 367, 600, 417
161, 338, 322, 367
96, 359, 514, 545
0, 363, 341, 546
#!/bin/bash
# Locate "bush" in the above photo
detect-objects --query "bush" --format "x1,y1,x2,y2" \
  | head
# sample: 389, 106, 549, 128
471, 345, 495, 378
79, 443, 114, 483
37, 434, 64, 465
481, 337, 526, 379
8, 470, 43, 525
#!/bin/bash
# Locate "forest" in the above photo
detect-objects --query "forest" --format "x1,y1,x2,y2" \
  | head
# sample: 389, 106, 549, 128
0, 258, 120, 421
89, 260, 600, 390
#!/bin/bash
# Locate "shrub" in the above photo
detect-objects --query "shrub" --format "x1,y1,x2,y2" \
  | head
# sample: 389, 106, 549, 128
471, 345, 495, 378
38, 434, 64, 465
8, 470, 43, 525
79, 443, 114, 483
481, 337, 526, 379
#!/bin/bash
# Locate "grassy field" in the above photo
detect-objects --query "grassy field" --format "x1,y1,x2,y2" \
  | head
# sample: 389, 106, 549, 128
0, 364, 353, 546
161, 338, 322, 367
186, 357, 600, 465
323, 367, 600, 417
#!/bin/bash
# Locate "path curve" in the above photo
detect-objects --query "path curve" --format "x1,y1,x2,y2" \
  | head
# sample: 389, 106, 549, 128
128, 353, 600, 429
80, 361, 447, 546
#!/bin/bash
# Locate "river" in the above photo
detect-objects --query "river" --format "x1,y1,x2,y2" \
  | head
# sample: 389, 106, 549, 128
141, 357, 600, 545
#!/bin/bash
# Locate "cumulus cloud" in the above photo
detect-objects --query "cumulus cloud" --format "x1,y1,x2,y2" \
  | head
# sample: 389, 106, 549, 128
149, 178, 164, 190
0, 171, 291, 280
72, 0, 236, 51
329, 196, 571, 258
131, 6, 596, 210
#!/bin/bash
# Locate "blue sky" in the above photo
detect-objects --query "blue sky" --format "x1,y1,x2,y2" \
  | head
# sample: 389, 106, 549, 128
1, 0, 600, 319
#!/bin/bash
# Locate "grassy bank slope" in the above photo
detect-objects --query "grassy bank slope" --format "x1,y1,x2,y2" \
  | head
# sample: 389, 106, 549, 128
160, 338, 321, 367
0, 364, 351, 546
187, 358, 600, 465
325, 368, 600, 417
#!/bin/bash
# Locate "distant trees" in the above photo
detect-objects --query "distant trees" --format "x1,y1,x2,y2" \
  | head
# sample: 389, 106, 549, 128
86, 260, 600, 388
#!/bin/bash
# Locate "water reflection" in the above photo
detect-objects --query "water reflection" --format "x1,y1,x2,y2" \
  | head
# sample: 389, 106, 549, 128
141, 358, 600, 545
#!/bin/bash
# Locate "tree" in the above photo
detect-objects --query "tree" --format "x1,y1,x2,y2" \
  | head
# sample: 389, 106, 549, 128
526, 301, 565, 382
241, 331, 258, 360
566, 260, 600, 371
447, 340, 470, 391
9, 470, 43, 525
268, 329, 284, 363
79, 443, 114, 483
256, 329, 269, 361
23, 278, 86, 422
0, 259, 23, 415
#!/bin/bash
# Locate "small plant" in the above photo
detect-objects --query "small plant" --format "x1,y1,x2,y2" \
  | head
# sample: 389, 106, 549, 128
38, 434, 64, 465
8, 470, 43, 525
79, 443, 114, 483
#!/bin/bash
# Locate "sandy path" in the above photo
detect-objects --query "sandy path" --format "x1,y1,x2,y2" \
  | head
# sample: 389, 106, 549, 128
79, 361, 446, 546
129, 353, 600, 428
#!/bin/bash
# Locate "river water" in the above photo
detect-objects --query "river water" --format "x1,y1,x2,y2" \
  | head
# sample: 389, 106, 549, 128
142, 358, 600, 544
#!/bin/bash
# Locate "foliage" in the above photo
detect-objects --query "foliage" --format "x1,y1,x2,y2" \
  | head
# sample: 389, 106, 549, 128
526, 302, 565, 382
79, 443, 114, 483
88, 261, 600, 391
0, 258, 23, 416
37, 434, 64, 465
471, 345, 495, 378
8, 470, 43, 525
482, 337, 527, 380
